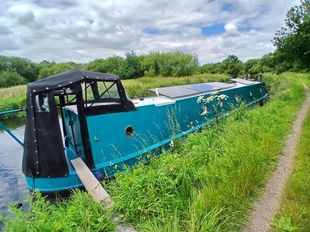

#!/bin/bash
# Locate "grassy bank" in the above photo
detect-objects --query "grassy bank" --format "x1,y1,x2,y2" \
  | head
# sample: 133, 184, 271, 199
1, 73, 309, 231
1, 191, 115, 232
0, 74, 227, 119
272, 109, 310, 231
107, 73, 308, 231
0, 85, 26, 119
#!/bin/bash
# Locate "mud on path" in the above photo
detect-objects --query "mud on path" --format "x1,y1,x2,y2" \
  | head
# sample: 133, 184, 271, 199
242, 85, 310, 232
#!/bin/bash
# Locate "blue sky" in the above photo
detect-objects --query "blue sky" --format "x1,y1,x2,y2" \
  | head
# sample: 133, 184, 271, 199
0, 0, 298, 64
201, 23, 226, 36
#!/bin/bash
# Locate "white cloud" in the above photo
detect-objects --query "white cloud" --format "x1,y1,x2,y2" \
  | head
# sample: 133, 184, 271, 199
0, 0, 298, 63
224, 23, 237, 31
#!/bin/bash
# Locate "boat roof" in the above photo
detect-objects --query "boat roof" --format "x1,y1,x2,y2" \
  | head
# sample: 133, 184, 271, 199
150, 78, 259, 99
149, 82, 233, 99
231, 78, 259, 85
28, 69, 119, 93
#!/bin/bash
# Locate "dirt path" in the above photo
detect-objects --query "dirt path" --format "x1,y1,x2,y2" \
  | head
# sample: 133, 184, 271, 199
242, 85, 310, 232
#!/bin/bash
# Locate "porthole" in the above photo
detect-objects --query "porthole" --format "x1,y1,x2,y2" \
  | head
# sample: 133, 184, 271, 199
235, 95, 241, 103
249, 91, 253, 97
125, 126, 134, 136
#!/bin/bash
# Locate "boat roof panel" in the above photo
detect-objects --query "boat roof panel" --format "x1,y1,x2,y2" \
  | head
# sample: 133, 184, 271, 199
150, 82, 234, 99
207, 82, 234, 89
184, 83, 214, 92
151, 86, 201, 98
231, 78, 258, 85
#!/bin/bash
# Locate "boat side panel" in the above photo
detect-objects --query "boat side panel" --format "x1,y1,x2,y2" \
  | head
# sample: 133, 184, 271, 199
86, 83, 267, 168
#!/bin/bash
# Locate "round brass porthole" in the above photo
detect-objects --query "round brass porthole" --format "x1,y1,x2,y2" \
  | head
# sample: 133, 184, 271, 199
125, 126, 134, 136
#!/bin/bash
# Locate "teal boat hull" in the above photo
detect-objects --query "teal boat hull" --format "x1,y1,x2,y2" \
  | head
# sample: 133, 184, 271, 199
25, 81, 267, 192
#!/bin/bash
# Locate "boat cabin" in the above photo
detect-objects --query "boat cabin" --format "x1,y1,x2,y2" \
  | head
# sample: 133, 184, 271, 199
23, 69, 135, 178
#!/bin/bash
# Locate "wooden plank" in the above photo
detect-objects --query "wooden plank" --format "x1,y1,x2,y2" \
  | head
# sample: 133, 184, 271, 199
71, 158, 113, 207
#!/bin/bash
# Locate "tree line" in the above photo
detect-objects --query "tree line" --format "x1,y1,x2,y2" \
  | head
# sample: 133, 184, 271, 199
0, 0, 308, 88
0, 51, 200, 87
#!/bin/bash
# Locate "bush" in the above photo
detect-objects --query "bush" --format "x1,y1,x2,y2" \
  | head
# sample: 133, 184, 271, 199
0, 98, 25, 120
0, 55, 38, 82
85, 56, 125, 76
38, 62, 81, 79
0, 71, 25, 88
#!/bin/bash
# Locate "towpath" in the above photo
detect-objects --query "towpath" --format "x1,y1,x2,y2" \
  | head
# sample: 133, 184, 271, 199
242, 84, 310, 232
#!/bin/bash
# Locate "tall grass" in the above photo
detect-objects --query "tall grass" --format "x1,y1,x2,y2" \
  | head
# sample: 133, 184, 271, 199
1, 191, 115, 232
272, 109, 310, 231
107, 73, 308, 231
0, 85, 26, 100
0, 85, 26, 119
2, 73, 308, 231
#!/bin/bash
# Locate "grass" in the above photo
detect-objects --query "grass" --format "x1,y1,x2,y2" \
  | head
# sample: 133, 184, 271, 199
272, 109, 310, 232
0, 85, 27, 100
1, 72, 309, 231
107, 73, 308, 231
1, 191, 115, 232
0, 98, 26, 120
0, 85, 26, 119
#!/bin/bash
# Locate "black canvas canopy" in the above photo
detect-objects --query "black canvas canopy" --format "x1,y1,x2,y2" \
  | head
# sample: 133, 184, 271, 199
22, 69, 132, 178
28, 69, 119, 93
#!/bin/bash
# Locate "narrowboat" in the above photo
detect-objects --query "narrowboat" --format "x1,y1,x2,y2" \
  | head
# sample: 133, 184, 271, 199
22, 69, 268, 192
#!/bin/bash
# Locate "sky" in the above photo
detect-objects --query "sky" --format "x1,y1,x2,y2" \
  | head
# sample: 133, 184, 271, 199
0, 0, 299, 64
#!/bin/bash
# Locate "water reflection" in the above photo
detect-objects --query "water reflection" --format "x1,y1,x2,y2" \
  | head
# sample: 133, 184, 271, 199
0, 120, 28, 216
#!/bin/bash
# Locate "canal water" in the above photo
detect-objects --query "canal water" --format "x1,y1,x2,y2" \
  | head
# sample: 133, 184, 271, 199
0, 120, 28, 217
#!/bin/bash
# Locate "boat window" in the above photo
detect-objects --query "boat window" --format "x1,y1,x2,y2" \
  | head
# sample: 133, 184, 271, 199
125, 126, 134, 136
35, 93, 50, 112
97, 81, 119, 99
82, 81, 121, 106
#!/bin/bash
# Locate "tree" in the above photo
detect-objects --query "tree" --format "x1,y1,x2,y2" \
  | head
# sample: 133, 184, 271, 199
119, 51, 143, 79
85, 56, 125, 77
273, 0, 310, 70
38, 62, 80, 79
244, 59, 262, 74
0, 55, 38, 82
155, 52, 199, 77
222, 55, 243, 77
140, 52, 160, 77
0, 71, 25, 87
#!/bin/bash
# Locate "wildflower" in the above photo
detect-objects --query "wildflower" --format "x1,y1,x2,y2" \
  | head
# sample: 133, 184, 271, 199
196, 95, 204, 103
201, 105, 208, 115
205, 95, 214, 103
218, 94, 228, 100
